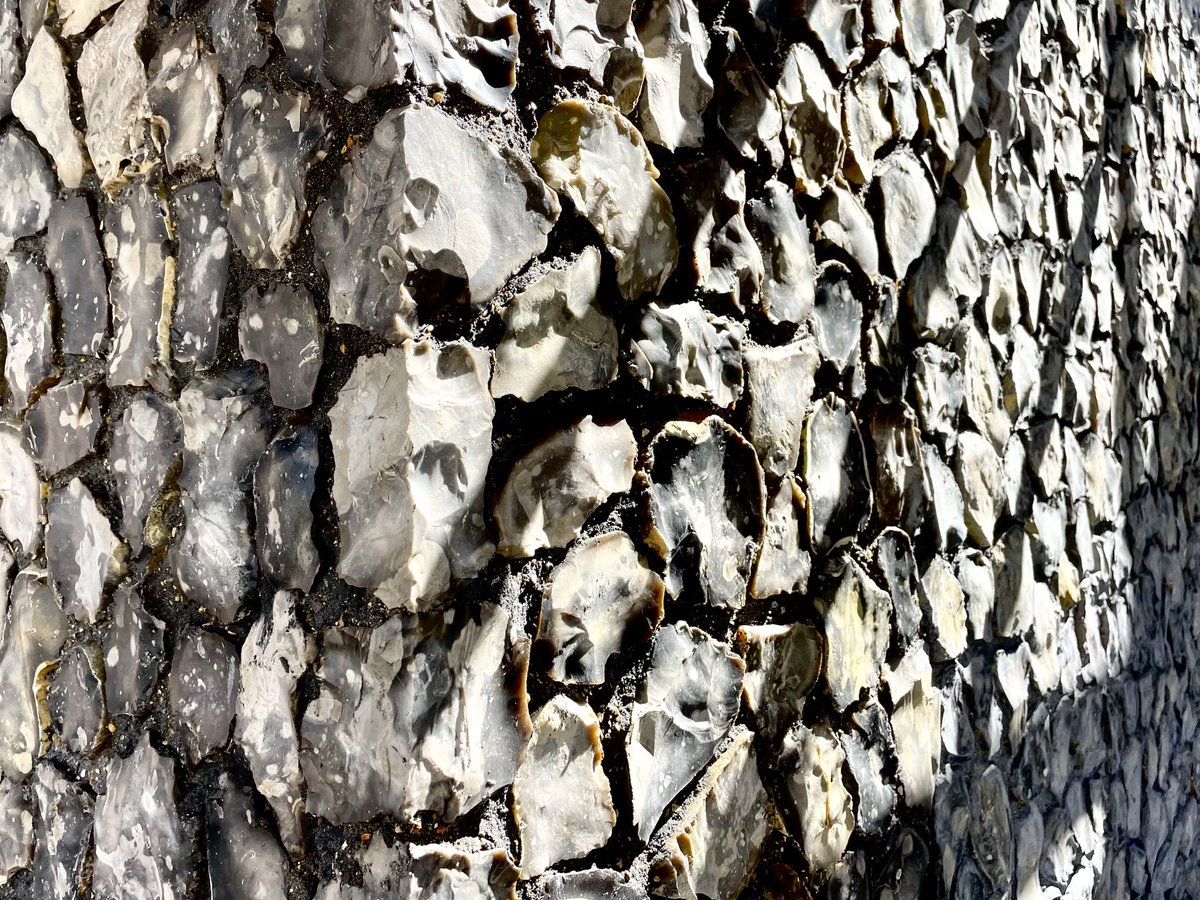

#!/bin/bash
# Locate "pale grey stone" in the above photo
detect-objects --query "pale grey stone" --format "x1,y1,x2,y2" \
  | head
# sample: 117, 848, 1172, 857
77, 0, 151, 189
28, 763, 92, 900
48, 643, 106, 755
0, 569, 66, 777
875, 147, 937, 279
745, 179, 815, 326
970, 764, 1014, 890
171, 181, 230, 367
148, 24, 222, 174
110, 394, 181, 556
539, 869, 646, 900
530, 0, 643, 110
883, 646, 940, 807
171, 370, 271, 623
913, 343, 963, 447
646, 417, 765, 609
103, 183, 172, 390
538, 531, 664, 685
899, 0, 945, 65
991, 525, 1034, 639
781, 722, 853, 872
777, 43, 843, 197
680, 159, 762, 307
532, 100, 677, 300
239, 283, 323, 410
844, 58, 894, 182
314, 104, 558, 340
329, 340, 493, 611
0, 774, 32, 885
496, 416, 636, 558
750, 476, 812, 599
919, 555, 968, 661
632, 302, 744, 407
0, 427, 42, 555
491, 247, 618, 402
23, 381, 100, 476
806, 0, 862, 71
1, 254, 56, 412
513, 696, 614, 876
868, 402, 927, 533
842, 710, 895, 835
12, 28, 87, 189
315, 838, 518, 899
45, 195, 108, 358
275, 0, 399, 100
207, 0, 269, 89
923, 443, 966, 551
817, 182, 879, 278
102, 583, 165, 717
169, 628, 238, 763
955, 429, 1004, 547
818, 558, 890, 712
56, 0, 119, 35
219, 84, 327, 270
804, 395, 872, 553
206, 775, 289, 900
651, 730, 772, 899
873, 527, 922, 645
393, 0, 519, 109
958, 325, 1009, 453
301, 602, 530, 825
93, 733, 189, 900
812, 262, 863, 373
46, 478, 126, 623
0, 0, 19, 121
255, 428, 320, 593
714, 27, 783, 166
626, 622, 743, 841
634, 0, 711, 150
235, 590, 315, 855
736, 622, 822, 742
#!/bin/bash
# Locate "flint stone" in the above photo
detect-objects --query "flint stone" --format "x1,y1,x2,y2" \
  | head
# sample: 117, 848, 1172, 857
239, 283, 323, 410
102, 583, 165, 717
777, 43, 843, 197
782, 722, 854, 872
736, 622, 822, 742
45, 195, 108, 357
207, 776, 289, 900
804, 395, 872, 553
743, 339, 818, 476
0, 427, 42, 554
632, 302, 744, 407
714, 27, 783, 167
819, 558, 891, 711
23, 381, 100, 476
110, 394, 181, 556
169, 628, 238, 763
315, 838, 518, 899
207, 0, 269, 89
12, 28, 87, 189
28, 764, 93, 900
626, 622, 744, 841
750, 475, 812, 599
171, 181, 230, 368
148, 24, 222, 174
255, 428, 320, 593
0, 0, 19, 120
0, 775, 31, 885
48, 643, 106, 755
329, 340, 493, 611
1, 254, 56, 412
746, 179, 816, 325
634, 0, 711, 150
276, 0, 396, 101
47, 479, 126, 623
0, 127, 53, 253
529, 0, 643, 110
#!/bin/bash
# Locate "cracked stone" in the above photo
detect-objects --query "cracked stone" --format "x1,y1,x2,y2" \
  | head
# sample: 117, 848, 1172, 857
818, 558, 891, 712
169, 628, 238, 764
171, 181, 230, 368
634, 0, 711, 151
12, 28, 87, 190
206, 775, 290, 900
275, 0, 396, 101
777, 43, 843, 198
632, 301, 745, 407
804, 395, 872, 553
530, 0, 644, 110
255, 427, 320, 593
736, 622, 822, 743
781, 722, 854, 872
0, 427, 43, 555
28, 763, 92, 900
110, 393, 181, 557
148, 24, 222, 174
101, 583, 165, 717
1, 254, 56, 412
745, 179, 815, 326
207, 0, 269, 89
750, 476, 812, 600
45, 195, 108, 358
714, 27, 783, 167
47, 643, 106, 756
46, 478, 126, 624
239, 283, 324, 410
23, 381, 101, 476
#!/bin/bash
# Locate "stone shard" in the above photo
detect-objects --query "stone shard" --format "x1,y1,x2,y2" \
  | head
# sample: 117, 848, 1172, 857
537, 531, 665, 685
843, 59, 893, 182
28, 763, 93, 900
103, 182, 173, 390
872, 528, 922, 645
680, 159, 762, 307
899, 0, 945, 66
1, 254, 56, 412
255, 427, 320, 593
782, 722, 854, 872
148, 24, 222, 174
819, 558, 891, 712
169, 628, 238, 764
77, 0, 150, 189
0, 427, 43, 554
811, 263, 862, 372
239, 283, 323, 410
207, 0, 269, 89
301, 601, 531, 825
626, 622, 744, 842
207, 775, 290, 900
171, 370, 271, 623
529, 0, 643, 110
392, 0, 519, 110
883, 647, 940, 808
842, 707, 895, 835
513, 696, 615, 877
875, 147, 937, 279
647, 417, 764, 608
219, 84, 327, 270
314, 104, 558, 340
991, 525, 1034, 639
777, 43, 843, 198
750, 476, 812, 599
0, 127, 53, 252
101, 583, 165, 717
0, 774, 32, 885
110, 393, 181, 556
634, 0, 712, 151
329, 340, 493, 611
496, 417, 636, 557
867, 401, 926, 535
651, 730, 773, 900
315, 837, 519, 899
235, 590, 315, 855
171, 181, 230, 368
955, 429, 1004, 547
817, 182, 879, 278
23, 381, 101, 476
632, 302, 744, 407
745, 179, 815, 326
491, 248, 618, 402
0, 0, 19, 122
45, 195, 108, 357
532, 100, 678, 300
804, 395, 872, 553
970, 764, 1013, 890
57, 0, 120, 35
743, 341, 817, 479
12, 28, 87, 189
276, 0, 397, 101
714, 27, 783, 167
919, 555, 968, 661
48, 643, 106, 755
539, 869, 645, 900
46, 479, 126, 624
93, 733, 189, 900
0, 569, 65, 777
736, 622, 822, 743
